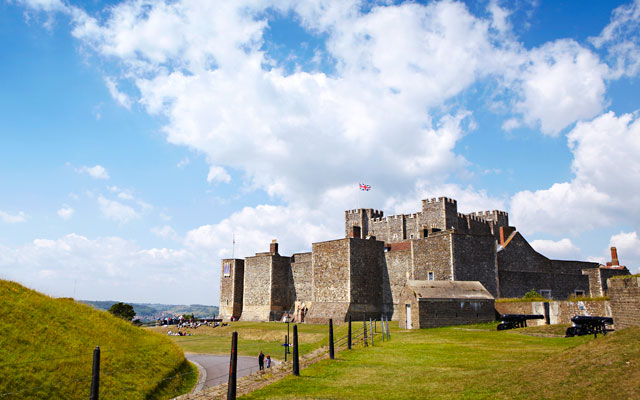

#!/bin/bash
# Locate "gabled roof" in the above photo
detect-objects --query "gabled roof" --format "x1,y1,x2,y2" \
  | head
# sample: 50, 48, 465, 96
405, 280, 494, 300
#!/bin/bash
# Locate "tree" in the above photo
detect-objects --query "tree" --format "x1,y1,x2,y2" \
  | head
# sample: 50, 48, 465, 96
108, 302, 136, 321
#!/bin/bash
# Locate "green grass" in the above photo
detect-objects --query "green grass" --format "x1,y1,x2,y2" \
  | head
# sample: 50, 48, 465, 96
152, 320, 355, 360
239, 321, 639, 399
0, 279, 195, 400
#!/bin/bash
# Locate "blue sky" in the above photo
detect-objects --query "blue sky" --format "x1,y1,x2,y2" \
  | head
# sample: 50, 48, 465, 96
1, 0, 639, 305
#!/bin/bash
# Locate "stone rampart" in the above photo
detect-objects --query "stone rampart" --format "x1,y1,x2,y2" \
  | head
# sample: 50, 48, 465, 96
608, 276, 640, 330
495, 300, 611, 325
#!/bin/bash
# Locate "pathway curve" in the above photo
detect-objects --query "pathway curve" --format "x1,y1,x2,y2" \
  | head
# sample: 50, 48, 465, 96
185, 353, 276, 392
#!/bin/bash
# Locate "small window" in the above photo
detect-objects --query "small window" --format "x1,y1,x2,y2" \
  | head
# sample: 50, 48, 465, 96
410, 233, 414, 239
223, 263, 231, 277
428, 271, 434, 281
574, 290, 585, 297
539, 290, 551, 299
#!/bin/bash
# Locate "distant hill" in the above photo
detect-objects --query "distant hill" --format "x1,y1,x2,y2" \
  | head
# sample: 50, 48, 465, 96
80, 300, 219, 321
0, 280, 196, 399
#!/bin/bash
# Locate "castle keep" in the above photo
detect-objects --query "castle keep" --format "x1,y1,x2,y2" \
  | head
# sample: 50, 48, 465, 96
219, 197, 630, 323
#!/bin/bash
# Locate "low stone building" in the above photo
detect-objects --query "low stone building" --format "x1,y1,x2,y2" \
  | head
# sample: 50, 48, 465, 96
398, 281, 495, 329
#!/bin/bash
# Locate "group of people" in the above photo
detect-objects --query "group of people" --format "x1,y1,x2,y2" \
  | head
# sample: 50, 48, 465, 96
166, 330, 192, 336
258, 351, 271, 371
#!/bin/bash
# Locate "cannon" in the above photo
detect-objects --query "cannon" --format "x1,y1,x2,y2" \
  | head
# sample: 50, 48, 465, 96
497, 314, 544, 330
565, 315, 613, 338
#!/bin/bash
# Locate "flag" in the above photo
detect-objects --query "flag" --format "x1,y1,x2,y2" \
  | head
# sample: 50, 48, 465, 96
359, 183, 371, 191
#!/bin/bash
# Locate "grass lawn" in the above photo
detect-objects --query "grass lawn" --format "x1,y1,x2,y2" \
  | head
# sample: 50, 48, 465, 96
240, 322, 639, 399
151, 320, 353, 360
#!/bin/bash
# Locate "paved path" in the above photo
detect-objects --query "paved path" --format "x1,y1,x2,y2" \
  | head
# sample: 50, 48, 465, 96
185, 354, 277, 392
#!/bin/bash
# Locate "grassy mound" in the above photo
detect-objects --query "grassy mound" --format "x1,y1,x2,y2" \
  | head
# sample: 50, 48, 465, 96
0, 280, 197, 399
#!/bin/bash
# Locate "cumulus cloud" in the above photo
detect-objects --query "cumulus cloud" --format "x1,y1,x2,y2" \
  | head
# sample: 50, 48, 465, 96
0, 210, 27, 223
57, 206, 74, 220
207, 166, 231, 184
76, 165, 109, 179
530, 238, 582, 261
511, 111, 640, 235
104, 76, 133, 109
590, 0, 640, 78
97, 196, 139, 223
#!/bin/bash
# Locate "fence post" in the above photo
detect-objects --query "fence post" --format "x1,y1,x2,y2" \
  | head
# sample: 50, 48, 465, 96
284, 335, 288, 362
348, 315, 352, 350
381, 318, 385, 342
385, 317, 390, 341
329, 318, 335, 360
90, 346, 100, 400
293, 325, 300, 376
227, 331, 238, 400
370, 318, 374, 346
363, 320, 368, 347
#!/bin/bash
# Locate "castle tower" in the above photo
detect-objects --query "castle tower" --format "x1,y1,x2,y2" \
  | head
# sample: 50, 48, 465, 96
421, 197, 458, 231
219, 258, 244, 321
344, 208, 384, 239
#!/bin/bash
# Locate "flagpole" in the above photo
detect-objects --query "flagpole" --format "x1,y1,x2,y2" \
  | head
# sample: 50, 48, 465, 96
357, 183, 360, 209
232, 233, 235, 259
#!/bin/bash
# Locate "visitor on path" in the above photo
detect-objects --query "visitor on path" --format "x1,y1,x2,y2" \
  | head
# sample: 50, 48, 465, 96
266, 355, 271, 368
258, 351, 265, 371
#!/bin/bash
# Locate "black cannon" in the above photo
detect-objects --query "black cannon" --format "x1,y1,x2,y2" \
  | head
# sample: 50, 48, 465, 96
497, 314, 544, 330
565, 315, 614, 338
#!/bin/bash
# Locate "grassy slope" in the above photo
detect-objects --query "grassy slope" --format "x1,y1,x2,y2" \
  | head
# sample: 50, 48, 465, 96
0, 280, 197, 400
152, 321, 352, 360
241, 322, 639, 399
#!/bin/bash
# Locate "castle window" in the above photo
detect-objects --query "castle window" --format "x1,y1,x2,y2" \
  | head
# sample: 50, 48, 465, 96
428, 271, 434, 281
574, 290, 585, 297
539, 290, 551, 299
223, 263, 231, 277
410, 234, 414, 239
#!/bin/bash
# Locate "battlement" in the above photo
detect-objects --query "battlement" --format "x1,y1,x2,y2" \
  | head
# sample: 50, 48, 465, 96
424, 197, 457, 204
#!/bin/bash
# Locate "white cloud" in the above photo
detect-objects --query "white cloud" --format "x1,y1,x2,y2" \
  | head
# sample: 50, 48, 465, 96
514, 40, 609, 136
0, 233, 216, 304
104, 76, 133, 109
609, 231, 640, 273
76, 165, 109, 179
0, 210, 27, 223
177, 157, 190, 168
57, 206, 74, 220
590, 0, 640, 78
530, 238, 581, 261
15, 0, 65, 13
97, 196, 139, 223
151, 225, 177, 240
511, 111, 640, 235
206, 166, 231, 184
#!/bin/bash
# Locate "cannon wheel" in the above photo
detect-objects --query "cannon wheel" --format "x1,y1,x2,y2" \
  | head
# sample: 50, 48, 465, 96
497, 323, 508, 331
565, 327, 576, 337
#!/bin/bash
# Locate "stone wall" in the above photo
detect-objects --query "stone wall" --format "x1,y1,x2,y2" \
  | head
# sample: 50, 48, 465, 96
312, 239, 350, 303
498, 270, 590, 300
219, 258, 244, 320
608, 276, 640, 330
452, 233, 499, 297
398, 294, 494, 329
242, 253, 273, 321
270, 255, 292, 318
600, 268, 631, 294
349, 237, 386, 318
291, 252, 312, 304
411, 232, 453, 281
495, 300, 611, 325
384, 244, 412, 318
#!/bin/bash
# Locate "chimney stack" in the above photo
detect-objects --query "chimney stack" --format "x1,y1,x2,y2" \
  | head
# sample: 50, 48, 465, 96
270, 239, 278, 255
610, 247, 619, 266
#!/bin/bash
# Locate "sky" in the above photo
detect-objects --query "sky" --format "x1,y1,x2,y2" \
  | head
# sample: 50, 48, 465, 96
1, 0, 639, 305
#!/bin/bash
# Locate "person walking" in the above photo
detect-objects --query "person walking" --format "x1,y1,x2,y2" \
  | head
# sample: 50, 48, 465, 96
266, 355, 271, 369
258, 351, 265, 371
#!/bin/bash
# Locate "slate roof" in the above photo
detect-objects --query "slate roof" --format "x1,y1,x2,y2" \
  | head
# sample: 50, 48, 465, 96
405, 280, 494, 300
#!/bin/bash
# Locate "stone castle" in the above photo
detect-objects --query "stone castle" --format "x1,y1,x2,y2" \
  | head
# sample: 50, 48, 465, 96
219, 197, 629, 323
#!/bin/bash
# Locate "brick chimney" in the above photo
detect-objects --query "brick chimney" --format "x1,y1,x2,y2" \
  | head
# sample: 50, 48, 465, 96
610, 247, 619, 266
499, 226, 516, 246
270, 239, 278, 255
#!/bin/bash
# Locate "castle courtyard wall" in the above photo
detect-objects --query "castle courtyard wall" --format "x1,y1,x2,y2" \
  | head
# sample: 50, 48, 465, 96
291, 252, 313, 304
242, 254, 274, 321
384, 243, 413, 319
452, 233, 499, 297
608, 276, 640, 330
219, 259, 244, 320
270, 255, 293, 319
411, 233, 453, 281
495, 300, 611, 325
349, 237, 386, 318
311, 239, 351, 303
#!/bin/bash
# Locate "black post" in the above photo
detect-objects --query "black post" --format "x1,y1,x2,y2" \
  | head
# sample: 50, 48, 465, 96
90, 346, 100, 400
347, 315, 352, 350
287, 322, 291, 355
227, 331, 238, 400
284, 335, 288, 362
544, 302, 551, 325
329, 319, 335, 360
293, 325, 300, 376
370, 318, 374, 346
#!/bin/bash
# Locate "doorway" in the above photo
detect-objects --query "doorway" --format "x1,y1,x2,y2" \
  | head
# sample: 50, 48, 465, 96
405, 304, 412, 328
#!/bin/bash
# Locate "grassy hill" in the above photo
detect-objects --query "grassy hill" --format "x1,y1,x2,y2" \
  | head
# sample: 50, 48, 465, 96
0, 280, 197, 399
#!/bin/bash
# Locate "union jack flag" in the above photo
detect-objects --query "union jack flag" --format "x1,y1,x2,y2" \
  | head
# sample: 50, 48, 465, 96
359, 183, 371, 191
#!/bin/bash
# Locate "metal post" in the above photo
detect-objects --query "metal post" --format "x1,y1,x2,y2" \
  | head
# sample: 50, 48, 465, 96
348, 315, 352, 350
385, 317, 390, 341
329, 319, 335, 360
381, 318, 385, 342
370, 318, 374, 346
90, 346, 100, 400
227, 331, 238, 400
363, 320, 368, 347
287, 322, 290, 355
293, 325, 300, 376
